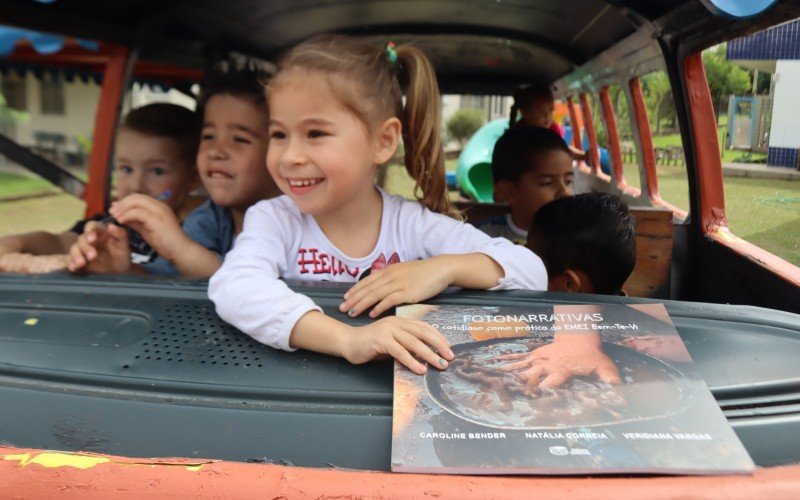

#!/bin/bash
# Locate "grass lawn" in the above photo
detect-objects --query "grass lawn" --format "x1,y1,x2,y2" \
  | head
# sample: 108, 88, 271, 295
0, 193, 85, 236
0, 172, 61, 198
620, 163, 691, 213
723, 177, 799, 265
649, 118, 767, 164
386, 158, 799, 267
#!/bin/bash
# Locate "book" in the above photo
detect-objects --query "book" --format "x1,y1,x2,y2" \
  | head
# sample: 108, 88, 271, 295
391, 303, 755, 475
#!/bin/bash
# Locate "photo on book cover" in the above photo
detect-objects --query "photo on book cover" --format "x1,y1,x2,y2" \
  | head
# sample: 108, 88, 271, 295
391, 303, 754, 475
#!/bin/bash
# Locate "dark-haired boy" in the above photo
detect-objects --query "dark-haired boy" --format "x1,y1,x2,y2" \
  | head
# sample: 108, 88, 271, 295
69, 64, 280, 277
526, 192, 636, 295
478, 126, 573, 244
501, 194, 690, 391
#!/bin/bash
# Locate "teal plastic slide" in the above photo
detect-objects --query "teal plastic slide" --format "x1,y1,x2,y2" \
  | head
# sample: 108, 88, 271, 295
456, 119, 612, 202
455, 118, 509, 203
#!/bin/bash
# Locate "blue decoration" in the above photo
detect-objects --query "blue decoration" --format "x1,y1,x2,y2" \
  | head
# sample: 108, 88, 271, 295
0, 27, 98, 57
699, 0, 780, 20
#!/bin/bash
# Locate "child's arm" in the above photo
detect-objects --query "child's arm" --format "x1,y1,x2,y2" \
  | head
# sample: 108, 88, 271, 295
0, 253, 68, 273
110, 194, 221, 277
209, 202, 453, 373
341, 254, 504, 318
0, 231, 77, 256
289, 310, 453, 374
340, 205, 547, 318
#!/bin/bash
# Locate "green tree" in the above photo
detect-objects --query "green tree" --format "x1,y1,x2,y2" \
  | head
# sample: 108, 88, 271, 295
640, 71, 676, 135
446, 108, 484, 147
608, 84, 632, 141
702, 43, 751, 123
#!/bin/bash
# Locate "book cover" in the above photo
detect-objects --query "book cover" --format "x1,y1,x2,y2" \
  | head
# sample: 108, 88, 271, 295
391, 303, 755, 475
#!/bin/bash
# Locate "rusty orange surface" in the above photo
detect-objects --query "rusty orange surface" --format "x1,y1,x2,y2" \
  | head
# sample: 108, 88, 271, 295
2, 446, 799, 499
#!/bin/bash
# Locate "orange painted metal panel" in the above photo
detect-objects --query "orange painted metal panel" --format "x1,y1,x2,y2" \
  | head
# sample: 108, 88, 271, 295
600, 87, 628, 190
682, 52, 798, 283
683, 52, 727, 233
2, 446, 799, 499
83, 45, 129, 217
629, 77, 661, 202
8, 40, 203, 83
628, 78, 687, 218
580, 93, 602, 175
566, 96, 582, 151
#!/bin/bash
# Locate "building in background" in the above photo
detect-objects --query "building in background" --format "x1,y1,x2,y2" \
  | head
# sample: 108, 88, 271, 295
0, 69, 194, 171
727, 18, 800, 168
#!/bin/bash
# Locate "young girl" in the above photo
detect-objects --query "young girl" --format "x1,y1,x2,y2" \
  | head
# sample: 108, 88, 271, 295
510, 83, 586, 161
209, 35, 547, 374
510, 83, 562, 133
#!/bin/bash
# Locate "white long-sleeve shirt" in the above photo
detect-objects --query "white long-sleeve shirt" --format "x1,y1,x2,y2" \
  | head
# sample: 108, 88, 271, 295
209, 189, 547, 351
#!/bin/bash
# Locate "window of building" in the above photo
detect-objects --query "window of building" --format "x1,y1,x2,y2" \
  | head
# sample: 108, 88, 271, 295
461, 95, 484, 111
491, 95, 505, 118
40, 73, 65, 115
1, 73, 27, 111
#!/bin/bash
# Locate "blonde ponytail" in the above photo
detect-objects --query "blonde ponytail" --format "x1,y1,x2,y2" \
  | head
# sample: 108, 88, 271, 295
396, 45, 460, 219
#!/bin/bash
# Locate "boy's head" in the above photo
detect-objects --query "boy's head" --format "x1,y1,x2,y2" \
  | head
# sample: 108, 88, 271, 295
512, 83, 555, 128
492, 126, 573, 232
114, 103, 200, 213
196, 63, 280, 211
527, 193, 636, 295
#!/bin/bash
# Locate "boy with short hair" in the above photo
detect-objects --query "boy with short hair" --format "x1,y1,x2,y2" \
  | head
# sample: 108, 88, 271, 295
527, 192, 636, 295
503, 194, 690, 392
68, 65, 280, 277
478, 126, 573, 244
0, 103, 203, 274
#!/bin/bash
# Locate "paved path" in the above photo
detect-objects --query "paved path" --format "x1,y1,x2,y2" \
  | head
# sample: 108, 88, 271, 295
722, 162, 800, 181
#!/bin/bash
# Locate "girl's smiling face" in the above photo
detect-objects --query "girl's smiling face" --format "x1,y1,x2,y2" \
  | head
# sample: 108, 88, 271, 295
267, 68, 398, 218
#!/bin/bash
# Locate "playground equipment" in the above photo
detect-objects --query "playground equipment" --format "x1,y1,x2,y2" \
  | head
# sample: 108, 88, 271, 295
454, 118, 508, 202
455, 120, 611, 202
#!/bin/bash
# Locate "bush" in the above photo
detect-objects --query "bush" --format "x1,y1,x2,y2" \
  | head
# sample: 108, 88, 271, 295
446, 109, 484, 147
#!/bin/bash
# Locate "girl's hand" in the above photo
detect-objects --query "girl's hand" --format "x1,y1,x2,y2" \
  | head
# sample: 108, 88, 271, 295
109, 194, 189, 261
340, 257, 452, 318
342, 317, 454, 375
67, 222, 131, 274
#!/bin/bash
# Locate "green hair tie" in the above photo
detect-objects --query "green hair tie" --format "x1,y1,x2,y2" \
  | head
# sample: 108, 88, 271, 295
386, 41, 398, 66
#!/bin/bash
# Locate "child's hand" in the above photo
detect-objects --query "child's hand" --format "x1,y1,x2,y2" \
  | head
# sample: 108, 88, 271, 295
67, 222, 131, 274
0, 253, 68, 274
499, 335, 621, 393
340, 257, 452, 318
342, 317, 455, 375
108, 194, 189, 261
